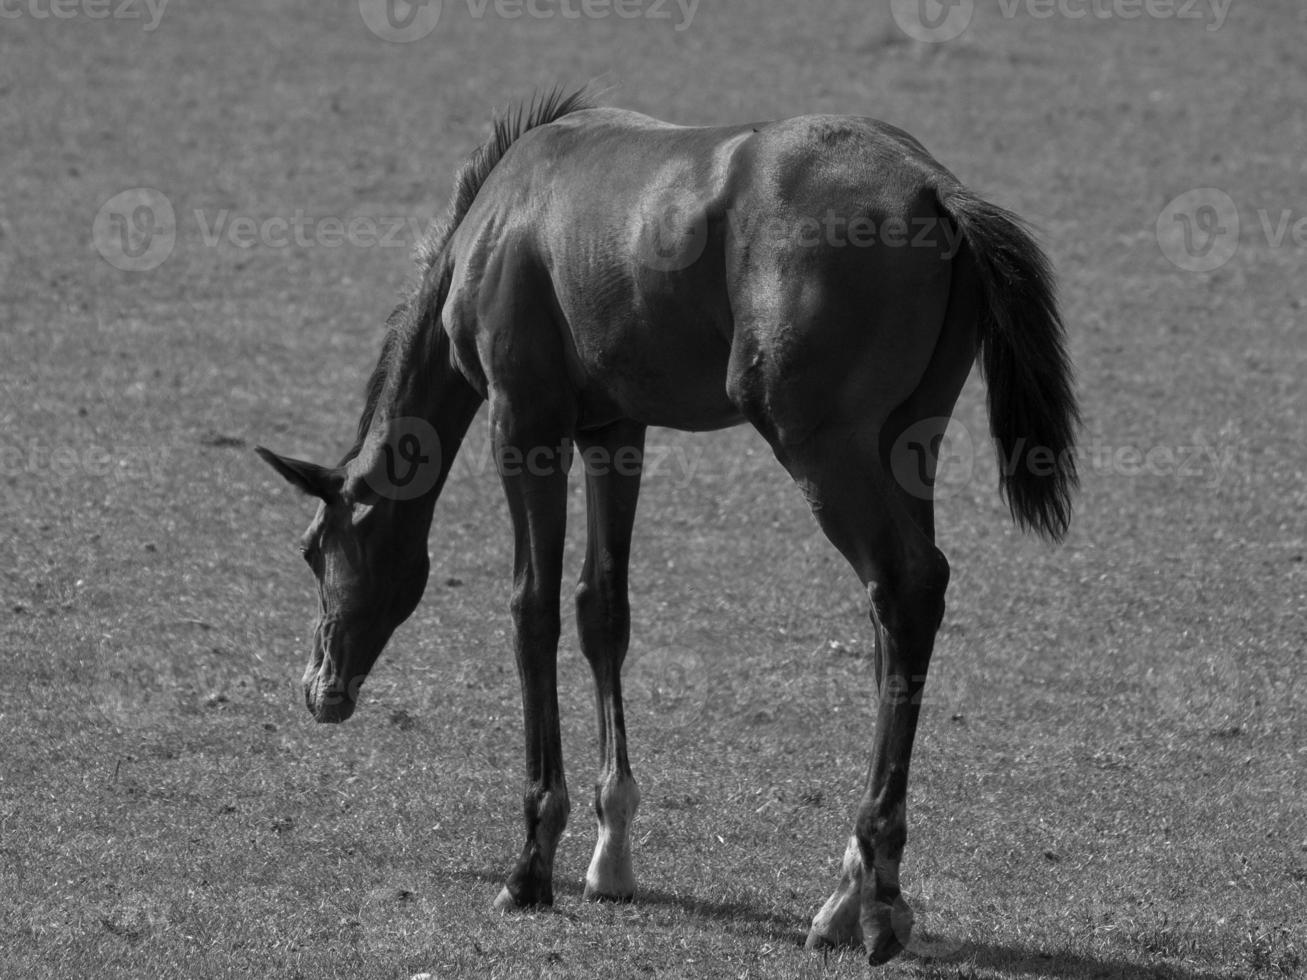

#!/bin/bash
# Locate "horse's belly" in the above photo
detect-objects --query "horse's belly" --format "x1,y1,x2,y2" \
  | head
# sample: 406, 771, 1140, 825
585, 383, 743, 433
568, 317, 743, 433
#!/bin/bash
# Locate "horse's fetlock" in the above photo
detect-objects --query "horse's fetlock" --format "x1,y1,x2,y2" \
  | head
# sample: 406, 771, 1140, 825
524, 783, 570, 827
855, 798, 908, 860
595, 772, 640, 823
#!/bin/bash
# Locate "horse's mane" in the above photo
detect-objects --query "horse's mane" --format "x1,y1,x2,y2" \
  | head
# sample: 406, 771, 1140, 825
341, 86, 595, 466
414, 85, 595, 273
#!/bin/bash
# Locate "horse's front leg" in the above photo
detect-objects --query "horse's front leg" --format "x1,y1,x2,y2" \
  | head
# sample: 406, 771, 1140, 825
574, 420, 646, 901
491, 403, 572, 909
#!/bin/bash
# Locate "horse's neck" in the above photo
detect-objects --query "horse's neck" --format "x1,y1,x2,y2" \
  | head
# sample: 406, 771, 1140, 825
350, 307, 483, 508
393, 317, 480, 452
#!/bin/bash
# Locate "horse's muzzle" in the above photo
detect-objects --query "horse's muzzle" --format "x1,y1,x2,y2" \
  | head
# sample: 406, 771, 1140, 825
303, 659, 359, 723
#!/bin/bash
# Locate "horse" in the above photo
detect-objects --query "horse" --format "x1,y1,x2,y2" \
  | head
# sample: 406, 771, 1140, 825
257, 87, 1078, 967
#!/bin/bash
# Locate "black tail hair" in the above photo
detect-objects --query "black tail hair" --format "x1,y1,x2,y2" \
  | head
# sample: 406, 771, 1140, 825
937, 187, 1080, 540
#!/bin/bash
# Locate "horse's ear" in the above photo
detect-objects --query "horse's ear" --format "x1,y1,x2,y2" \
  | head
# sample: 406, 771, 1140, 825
255, 447, 344, 502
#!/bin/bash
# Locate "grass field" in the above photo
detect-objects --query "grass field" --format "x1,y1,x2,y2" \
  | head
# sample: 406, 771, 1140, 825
2, 1, 1304, 977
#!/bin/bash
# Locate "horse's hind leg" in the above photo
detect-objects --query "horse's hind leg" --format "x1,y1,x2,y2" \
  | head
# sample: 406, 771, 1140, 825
574, 420, 646, 901
775, 424, 949, 965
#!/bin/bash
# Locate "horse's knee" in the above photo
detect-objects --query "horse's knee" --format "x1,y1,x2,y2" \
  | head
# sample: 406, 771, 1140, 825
575, 576, 615, 622
575, 576, 630, 662
510, 581, 561, 648
524, 782, 571, 843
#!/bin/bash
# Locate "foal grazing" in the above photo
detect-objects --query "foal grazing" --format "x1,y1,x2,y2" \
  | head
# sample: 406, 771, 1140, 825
258, 88, 1078, 966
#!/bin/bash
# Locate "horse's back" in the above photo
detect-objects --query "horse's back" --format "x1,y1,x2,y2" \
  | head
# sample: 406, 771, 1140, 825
444, 108, 964, 436
445, 108, 754, 429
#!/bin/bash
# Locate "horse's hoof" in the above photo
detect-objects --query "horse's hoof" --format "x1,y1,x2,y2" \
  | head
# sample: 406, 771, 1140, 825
862, 898, 911, 966
805, 926, 860, 951
493, 882, 554, 911
582, 883, 635, 903
804, 929, 833, 950
806, 887, 864, 950
865, 931, 905, 966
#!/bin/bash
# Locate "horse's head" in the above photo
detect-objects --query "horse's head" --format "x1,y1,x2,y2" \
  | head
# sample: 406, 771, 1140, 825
257, 447, 431, 723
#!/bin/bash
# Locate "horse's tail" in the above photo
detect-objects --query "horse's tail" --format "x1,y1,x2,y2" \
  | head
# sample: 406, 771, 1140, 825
935, 184, 1080, 541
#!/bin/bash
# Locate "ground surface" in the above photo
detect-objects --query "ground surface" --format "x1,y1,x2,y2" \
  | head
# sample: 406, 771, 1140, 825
1, 1, 1304, 977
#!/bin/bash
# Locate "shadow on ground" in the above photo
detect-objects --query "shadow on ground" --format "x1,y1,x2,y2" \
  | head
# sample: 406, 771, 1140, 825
434, 867, 802, 943
435, 868, 1239, 979
948, 941, 1237, 980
